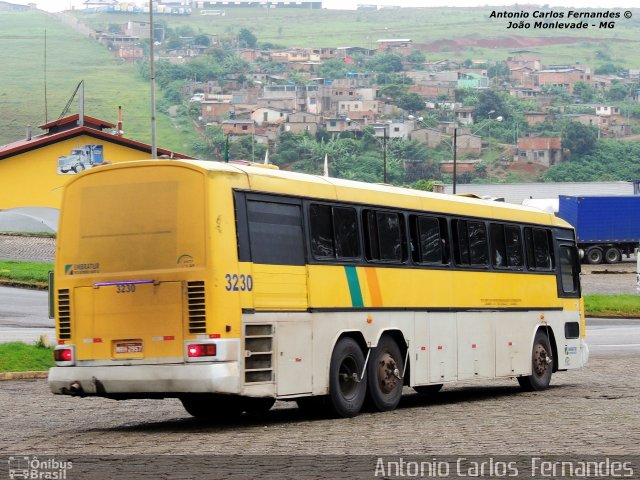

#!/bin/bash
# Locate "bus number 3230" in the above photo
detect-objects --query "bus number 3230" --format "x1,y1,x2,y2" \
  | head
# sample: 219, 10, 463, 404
224, 274, 253, 292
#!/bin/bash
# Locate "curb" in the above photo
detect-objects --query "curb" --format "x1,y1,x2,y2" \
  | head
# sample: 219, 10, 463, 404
0, 280, 48, 290
0, 371, 48, 381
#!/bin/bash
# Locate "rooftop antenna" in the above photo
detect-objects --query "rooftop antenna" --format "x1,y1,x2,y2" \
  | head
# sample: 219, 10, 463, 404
58, 80, 84, 121
149, 0, 157, 158
44, 28, 48, 123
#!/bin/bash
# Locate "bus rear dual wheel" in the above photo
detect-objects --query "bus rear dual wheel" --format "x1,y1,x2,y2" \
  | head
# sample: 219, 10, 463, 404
327, 335, 405, 418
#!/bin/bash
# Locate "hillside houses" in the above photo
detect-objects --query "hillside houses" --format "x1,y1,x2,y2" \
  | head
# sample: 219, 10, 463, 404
82, 16, 636, 180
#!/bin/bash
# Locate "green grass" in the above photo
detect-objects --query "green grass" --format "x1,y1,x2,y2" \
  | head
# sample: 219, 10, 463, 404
0, 10, 197, 154
0, 342, 54, 372
584, 295, 640, 318
0, 260, 52, 288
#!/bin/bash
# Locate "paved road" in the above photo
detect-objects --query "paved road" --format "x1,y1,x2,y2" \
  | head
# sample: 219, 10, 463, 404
0, 286, 54, 344
585, 318, 640, 355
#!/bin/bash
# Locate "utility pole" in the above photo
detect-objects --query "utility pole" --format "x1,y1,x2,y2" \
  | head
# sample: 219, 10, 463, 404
383, 127, 388, 184
149, 0, 157, 159
453, 127, 457, 194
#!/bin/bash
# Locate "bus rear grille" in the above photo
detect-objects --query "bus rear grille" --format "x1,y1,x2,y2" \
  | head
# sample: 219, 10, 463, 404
57, 289, 71, 340
244, 324, 273, 383
187, 281, 207, 333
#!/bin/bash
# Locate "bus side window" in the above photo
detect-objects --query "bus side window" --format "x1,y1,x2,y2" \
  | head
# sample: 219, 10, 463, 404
453, 219, 488, 267
333, 207, 360, 259
410, 215, 448, 265
490, 224, 507, 268
525, 227, 554, 271
309, 204, 360, 260
309, 204, 335, 258
558, 244, 580, 296
490, 224, 524, 270
247, 199, 305, 266
363, 210, 406, 263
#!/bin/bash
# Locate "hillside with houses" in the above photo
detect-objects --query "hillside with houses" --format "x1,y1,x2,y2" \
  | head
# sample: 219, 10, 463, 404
6, 1, 640, 186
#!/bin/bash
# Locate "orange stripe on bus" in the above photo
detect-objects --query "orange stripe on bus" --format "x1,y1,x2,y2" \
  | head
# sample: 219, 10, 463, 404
365, 268, 383, 307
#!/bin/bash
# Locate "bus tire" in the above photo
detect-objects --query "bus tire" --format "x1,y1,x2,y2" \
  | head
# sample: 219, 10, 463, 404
585, 247, 603, 264
242, 397, 275, 415
604, 247, 621, 264
329, 337, 367, 418
518, 330, 554, 392
367, 335, 404, 412
180, 395, 243, 420
413, 384, 443, 395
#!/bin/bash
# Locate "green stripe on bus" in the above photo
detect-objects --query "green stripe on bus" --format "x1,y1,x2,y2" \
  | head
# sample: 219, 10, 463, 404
344, 266, 364, 307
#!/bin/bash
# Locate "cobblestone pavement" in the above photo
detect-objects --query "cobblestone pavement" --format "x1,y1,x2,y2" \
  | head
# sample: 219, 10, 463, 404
0, 234, 55, 263
0, 354, 638, 457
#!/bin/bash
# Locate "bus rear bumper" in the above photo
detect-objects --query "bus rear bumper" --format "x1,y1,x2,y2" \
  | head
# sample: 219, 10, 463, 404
48, 362, 240, 397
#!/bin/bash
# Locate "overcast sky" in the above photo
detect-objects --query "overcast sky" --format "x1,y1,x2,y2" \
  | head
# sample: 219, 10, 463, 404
13, 0, 640, 12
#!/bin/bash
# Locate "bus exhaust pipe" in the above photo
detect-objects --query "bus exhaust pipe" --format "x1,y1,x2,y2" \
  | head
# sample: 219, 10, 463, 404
68, 382, 84, 396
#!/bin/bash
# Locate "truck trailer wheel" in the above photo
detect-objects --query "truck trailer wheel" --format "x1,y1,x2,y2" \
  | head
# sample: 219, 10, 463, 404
604, 247, 621, 264
585, 247, 603, 265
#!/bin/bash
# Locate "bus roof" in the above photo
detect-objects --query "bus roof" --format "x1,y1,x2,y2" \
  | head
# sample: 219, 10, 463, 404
78, 159, 573, 229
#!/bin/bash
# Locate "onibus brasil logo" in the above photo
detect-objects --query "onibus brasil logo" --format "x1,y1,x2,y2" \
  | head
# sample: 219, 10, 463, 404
8, 456, 72, 479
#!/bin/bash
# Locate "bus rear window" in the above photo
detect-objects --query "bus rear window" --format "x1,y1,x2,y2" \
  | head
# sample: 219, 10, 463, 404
58, 166, 206, 274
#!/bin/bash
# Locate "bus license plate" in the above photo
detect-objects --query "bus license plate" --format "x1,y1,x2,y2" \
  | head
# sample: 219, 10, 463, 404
115, 342, 143, 354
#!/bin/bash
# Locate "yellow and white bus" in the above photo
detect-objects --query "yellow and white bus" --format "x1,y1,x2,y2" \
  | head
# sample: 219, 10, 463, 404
49, 160, 589, 418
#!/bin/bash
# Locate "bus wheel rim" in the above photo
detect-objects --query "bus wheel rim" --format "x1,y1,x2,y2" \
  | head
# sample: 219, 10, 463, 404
533, 343, 550, 377
377, 352, 400, 394
339, 356, 359, 398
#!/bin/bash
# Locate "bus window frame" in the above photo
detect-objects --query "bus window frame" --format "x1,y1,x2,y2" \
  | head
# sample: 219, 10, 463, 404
362, 208, 408, 265
308, 202, 362, 262
554, 228, 581, 299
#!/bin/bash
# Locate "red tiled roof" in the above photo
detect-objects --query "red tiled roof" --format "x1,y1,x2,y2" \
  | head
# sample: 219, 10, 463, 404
38, 114, 115, 130
0, 115, 192, 161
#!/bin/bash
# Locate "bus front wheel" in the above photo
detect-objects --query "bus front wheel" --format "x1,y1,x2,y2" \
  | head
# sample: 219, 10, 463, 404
367, 335, 404, 411
329, 337, 367, 418
518, 330, 554, 392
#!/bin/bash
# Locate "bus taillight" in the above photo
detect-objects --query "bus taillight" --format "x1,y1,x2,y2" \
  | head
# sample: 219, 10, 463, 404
54, 345, 75, 366
187, 343, 217, 358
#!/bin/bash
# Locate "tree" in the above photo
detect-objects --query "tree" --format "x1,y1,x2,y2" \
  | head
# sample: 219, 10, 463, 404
318, 58, 349, 80
605, 83, 629, 102
406, 50, 426, 65
378, 84, 409, 99
238, 28, 257, 48
573, 81, 595, 103
366, 53, 404, 73
193, 34, 211, 47
561, 121, 597, 157
488, 61, 510, 80
412, 179, 443, 192
594, 63, 623, 75
397, 93, 425, 113
475, 90, 509, 120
